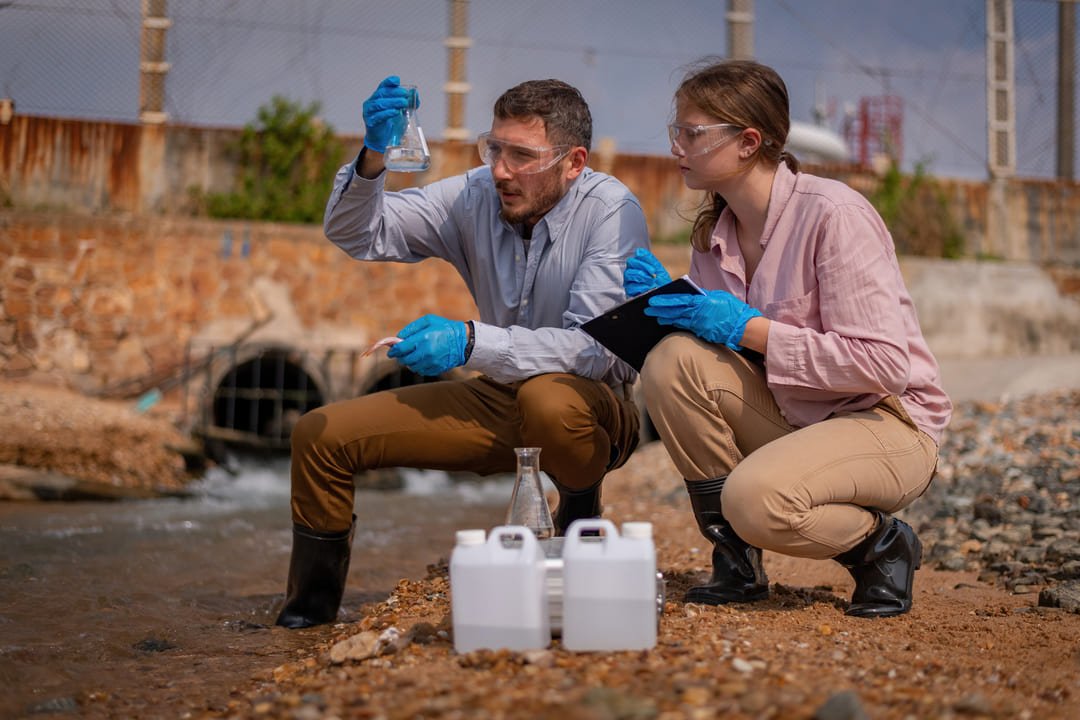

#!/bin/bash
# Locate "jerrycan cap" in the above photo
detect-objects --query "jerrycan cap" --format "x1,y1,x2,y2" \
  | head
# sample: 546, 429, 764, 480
455, 529, 486, 546
621, 522, 653, 539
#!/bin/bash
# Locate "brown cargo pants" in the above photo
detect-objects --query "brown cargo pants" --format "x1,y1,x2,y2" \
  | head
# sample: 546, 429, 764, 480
289, 373, 640, 533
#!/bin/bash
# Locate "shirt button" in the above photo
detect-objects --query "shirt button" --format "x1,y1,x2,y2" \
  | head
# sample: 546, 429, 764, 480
779, 410, 787, 418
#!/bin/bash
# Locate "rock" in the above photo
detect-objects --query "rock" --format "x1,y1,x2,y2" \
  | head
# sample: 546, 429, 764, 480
0, 463, 192, 501
813, 690, 870, 720
1038, 580, 1080, 613
328, 627, 407, 664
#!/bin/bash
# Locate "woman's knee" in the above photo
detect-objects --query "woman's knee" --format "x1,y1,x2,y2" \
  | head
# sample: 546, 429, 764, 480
640, 334, 695, 400
722, 471, 795, 549
641, 335, 747, 410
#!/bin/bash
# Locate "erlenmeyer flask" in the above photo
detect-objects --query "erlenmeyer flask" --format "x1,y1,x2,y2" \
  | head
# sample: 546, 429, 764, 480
506, 447, 555, 540
384, 85, 431, 172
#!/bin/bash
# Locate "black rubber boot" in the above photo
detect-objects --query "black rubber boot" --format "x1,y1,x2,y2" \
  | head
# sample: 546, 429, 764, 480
684, 477, 769, 604
833, 509, 922, 618
275, 517, 354, 629
552, 481, 602, 537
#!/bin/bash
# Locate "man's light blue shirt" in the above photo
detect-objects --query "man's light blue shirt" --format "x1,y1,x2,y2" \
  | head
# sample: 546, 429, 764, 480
324, 161, 650, 386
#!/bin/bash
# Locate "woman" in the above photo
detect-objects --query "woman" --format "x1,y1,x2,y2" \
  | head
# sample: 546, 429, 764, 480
626, 58, 952, 618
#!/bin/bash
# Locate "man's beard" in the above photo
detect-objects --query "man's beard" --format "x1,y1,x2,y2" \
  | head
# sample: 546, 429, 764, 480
497, 174, 566, 225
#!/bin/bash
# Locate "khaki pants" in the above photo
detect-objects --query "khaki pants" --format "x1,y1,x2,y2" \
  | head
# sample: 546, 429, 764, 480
289, 373, 640, 533
641, 334, 938, 559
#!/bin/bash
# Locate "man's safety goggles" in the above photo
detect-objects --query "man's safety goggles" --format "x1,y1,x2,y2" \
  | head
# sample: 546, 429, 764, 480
667, 122, 743, 157
477, 132, 572, 174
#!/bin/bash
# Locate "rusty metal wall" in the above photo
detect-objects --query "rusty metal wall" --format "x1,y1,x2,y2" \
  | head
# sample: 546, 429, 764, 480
2, 114, 1080, 262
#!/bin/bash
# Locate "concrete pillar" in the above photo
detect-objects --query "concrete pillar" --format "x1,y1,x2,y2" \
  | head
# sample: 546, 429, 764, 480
444, 0, 471, 141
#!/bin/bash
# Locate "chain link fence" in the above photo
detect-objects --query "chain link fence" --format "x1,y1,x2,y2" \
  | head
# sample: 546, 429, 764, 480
1, 0, 1076, 180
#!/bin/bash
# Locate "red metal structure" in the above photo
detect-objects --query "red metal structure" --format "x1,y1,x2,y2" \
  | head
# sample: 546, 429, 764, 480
846, 95, 904, 168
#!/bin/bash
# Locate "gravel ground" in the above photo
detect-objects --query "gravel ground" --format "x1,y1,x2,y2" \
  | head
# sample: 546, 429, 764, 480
2, 381, 1079, 718
206, 390, 1080, 720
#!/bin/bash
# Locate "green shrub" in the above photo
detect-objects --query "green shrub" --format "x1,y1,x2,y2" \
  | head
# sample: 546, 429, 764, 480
870, 160, 965, 259
202, 96, 345, 224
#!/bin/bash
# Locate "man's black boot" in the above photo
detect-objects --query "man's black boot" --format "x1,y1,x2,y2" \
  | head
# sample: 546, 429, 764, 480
684, 477, 769, 604
275, 518, 354, 629
552, 481, 602, 537
833, 509, 922, 618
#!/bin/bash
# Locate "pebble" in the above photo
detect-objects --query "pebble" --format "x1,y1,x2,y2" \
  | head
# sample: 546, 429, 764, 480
901, 390, 1080, 603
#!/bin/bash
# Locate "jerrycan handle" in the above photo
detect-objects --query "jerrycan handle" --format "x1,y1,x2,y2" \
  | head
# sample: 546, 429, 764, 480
488, 524, 539, 555
564, 518, 618, 544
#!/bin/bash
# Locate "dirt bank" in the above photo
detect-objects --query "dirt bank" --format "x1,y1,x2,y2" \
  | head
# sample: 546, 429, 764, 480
0, 381, 195, 500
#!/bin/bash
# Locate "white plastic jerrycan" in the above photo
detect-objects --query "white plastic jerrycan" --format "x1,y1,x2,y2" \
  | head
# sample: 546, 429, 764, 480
561, 519, 657, 651
449, 525, 551, 653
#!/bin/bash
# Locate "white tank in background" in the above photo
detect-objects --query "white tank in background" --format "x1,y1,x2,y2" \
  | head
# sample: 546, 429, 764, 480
787, 121, 850, 164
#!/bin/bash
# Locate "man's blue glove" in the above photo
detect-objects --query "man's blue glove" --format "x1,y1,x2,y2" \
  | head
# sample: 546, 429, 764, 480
362, 76, 414, 153
645, 290, 762, 351
623, 248, 672, 297
387, 314, 468, 377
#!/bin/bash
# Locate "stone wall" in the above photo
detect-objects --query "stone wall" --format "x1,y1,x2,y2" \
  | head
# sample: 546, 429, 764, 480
5, 210, 1080, 402
0, 212, 478, 395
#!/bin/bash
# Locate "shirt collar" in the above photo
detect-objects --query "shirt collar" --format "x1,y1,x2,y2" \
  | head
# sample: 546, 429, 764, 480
708, 162, 797, 252
759, 162, 797, 248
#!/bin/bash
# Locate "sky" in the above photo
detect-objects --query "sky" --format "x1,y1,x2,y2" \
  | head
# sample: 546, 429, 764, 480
0, 0, 1076, 180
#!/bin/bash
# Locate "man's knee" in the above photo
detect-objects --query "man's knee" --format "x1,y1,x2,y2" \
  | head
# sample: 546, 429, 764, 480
516, 375, 591, 430
290, 408, 332, 457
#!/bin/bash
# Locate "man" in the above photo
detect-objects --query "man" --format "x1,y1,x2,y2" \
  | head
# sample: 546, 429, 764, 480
275, 76, 650, 629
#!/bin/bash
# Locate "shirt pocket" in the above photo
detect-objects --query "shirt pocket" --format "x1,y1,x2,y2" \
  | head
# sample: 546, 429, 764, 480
763, 286, 820, 330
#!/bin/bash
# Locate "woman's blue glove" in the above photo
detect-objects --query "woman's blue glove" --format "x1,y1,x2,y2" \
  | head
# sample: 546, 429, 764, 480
623, 248, 672, 297
387, 314, 468, 377
362, 76, 414, 153
645, 290, 762, 351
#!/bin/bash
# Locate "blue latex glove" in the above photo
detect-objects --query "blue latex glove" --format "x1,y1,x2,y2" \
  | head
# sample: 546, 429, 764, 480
362, 76, 414, 153
387, 314, 468, 377
645, 290, 762, 350
623, 248, 672, 297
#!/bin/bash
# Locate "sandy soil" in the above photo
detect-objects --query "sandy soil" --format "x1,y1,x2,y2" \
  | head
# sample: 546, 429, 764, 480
2, 381, 1079, 719
0, 381, 194, 500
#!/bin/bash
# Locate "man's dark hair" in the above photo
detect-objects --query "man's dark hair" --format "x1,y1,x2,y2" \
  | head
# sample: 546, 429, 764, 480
493, 79, 592, 150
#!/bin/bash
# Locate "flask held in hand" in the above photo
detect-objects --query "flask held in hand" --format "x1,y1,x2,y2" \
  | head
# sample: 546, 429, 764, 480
362, 76, 412, 154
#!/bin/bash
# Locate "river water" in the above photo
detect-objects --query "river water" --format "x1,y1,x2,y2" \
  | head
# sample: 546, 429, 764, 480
0, 458, 510, 719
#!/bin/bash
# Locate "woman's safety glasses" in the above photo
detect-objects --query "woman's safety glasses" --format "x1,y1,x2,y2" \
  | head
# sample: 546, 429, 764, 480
477, 132, 572, 174
667, 122, 743, 157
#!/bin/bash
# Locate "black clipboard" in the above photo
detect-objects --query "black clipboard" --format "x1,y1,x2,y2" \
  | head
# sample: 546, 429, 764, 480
582, 276, 704, 372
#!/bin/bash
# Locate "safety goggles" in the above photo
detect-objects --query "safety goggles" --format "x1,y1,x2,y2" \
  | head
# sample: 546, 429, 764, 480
477, 132, 572, 174
667, 122, 743, 157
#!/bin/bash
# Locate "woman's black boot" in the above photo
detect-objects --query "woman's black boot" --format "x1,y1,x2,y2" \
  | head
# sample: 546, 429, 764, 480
275, 517, 354, 629
684, 477, 769, 604
833, 509, 922, 618
552, 481, 602, 537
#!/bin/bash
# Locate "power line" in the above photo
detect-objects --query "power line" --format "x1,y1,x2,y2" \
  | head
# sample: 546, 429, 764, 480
773, 0, 986, 164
